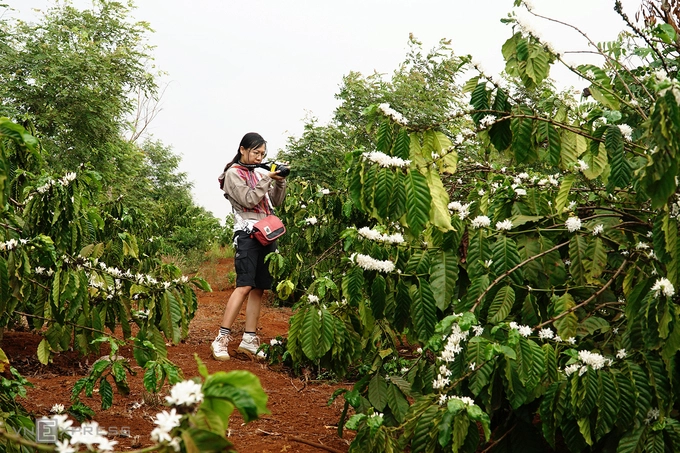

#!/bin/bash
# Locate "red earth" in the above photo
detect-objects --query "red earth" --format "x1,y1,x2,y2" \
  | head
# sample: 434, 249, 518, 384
1, 257, 355, 453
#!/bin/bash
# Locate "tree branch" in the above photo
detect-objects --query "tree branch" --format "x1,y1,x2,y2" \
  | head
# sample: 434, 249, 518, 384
471, 241, 570, 312
535, 259, 629, 329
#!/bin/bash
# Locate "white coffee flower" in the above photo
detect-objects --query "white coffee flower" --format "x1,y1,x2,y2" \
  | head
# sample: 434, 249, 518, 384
592, 224, 604, 236
616, 349, 627, 359
565, 216, 582, 233
564, 363, 580, 376
538, 328, 554, 340
354, 254, 395, 273
153, 408, 182, 434
378, 103, 409, 125
651, 277, 675, 298
165, 380, 204, 406
578, 350, 606, 370
496, 219, 513, 231
471, 215, 491, 229
50, 403, 65, 414
362, 150, 411, 168
618, 124, 633, 141
518, 325, 532, 337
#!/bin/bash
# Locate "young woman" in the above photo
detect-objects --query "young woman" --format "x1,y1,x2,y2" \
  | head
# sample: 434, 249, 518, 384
212, 132, 288, 360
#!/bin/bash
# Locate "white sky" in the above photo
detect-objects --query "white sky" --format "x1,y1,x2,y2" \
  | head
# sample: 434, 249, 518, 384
10, 0, 640, 222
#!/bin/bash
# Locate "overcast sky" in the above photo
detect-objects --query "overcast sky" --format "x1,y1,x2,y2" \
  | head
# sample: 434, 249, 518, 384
11, 0, 640, 221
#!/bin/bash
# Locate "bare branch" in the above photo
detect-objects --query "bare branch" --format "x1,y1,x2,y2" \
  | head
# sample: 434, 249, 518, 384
471, 241, 570, 313
535, 259, 629, 329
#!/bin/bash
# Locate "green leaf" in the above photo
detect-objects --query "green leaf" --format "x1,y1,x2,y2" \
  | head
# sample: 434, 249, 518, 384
616, 425, 646, 453
579, 64, 620, 110
540, 122, 561, 166
511, 106, 534, 163
643, 90, 680, 208
203, 370, 269, 422
368, 374, 388, 411
374, 168, 394, 220
595, 371, 619, 441
583, 142, 609, 180
491, 236, 523, 286
406, 250, 431, 275
182, 428, 231, 453
586, 237, 608, 280
606, 125, 632, 189
470, 83, 489, 124
404, 169, 432, 235
370, 275, 387, 320
526, 45, 551, 86
423, 167, 453, 231
390, 171, 407, 220
463, 76, 480, 93
143, 362, 164, 393
37, 338, 51, 365
411, 279, 437, 342
301, 308, 322, 360
504, 361, 528, 408
411, 405, 438, 453
461, 274, 489, 312
386, 383, 409, 424
430, 250, 458, 311
561, 130, 587, 168
614, 371, 635, 429
376, 120, 393, 153
554, 292, 578, 339
488, 285, 515, 324
467, 230, 491, 278
99, 377, 114, 410
393, 128, 410, 160
515, 337, 534, 385
569, 235, 588, 286
554, 174, 575, 214
342, 266, 364, 307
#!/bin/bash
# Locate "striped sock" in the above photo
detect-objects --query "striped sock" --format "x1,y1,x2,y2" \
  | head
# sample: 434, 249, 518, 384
219, 327, 231, 337
244, 331, 256, 339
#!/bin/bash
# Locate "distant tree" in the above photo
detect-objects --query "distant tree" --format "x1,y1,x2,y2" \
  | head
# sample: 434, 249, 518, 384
0, 0, 157, 184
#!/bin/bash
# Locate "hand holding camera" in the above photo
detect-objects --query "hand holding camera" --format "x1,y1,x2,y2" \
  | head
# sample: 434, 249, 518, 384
269, 162, 290, 180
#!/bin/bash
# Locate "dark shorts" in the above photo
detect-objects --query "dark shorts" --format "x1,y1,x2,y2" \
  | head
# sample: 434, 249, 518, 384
234, 231, 277, 289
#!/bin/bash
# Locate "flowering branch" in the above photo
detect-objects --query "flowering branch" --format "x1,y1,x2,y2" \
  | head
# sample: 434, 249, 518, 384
535, 259, 629, 329
471, 241, 569, 313
476, 109, 648, 156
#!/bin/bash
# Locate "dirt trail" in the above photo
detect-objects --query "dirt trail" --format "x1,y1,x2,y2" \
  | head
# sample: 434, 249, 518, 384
2, 258, 353, 452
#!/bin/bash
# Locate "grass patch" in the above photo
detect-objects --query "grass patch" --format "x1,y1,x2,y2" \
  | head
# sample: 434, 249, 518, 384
194, 244, 236, 291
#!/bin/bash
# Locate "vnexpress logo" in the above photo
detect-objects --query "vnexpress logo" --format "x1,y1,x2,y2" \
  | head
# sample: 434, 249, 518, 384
35, 418, 58, 443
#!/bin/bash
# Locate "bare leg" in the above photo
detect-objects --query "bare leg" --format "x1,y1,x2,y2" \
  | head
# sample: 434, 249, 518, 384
245, 289, 264, 332
220, 286, 252, 328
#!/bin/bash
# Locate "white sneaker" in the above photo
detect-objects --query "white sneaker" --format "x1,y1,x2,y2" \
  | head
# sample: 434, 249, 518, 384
211, 334, 231, 361
237, 335, 266, 360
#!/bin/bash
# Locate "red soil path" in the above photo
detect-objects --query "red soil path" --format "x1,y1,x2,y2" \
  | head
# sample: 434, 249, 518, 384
2, 257, 354, 452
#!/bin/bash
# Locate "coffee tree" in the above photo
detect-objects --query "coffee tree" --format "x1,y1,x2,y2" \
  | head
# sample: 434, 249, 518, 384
272, 1, 680, 451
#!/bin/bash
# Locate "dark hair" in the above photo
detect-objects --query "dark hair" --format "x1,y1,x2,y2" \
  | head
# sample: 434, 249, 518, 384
223, 132, 267, 171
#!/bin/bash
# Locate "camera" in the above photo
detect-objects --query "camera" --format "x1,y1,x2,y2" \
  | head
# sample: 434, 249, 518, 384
272, 163, 290, 177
